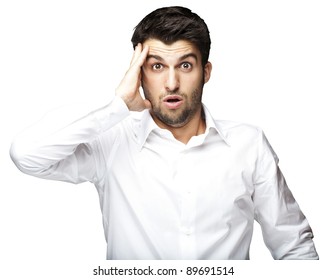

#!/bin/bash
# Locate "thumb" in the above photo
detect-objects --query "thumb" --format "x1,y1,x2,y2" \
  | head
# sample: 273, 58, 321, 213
144, 99, 152, 110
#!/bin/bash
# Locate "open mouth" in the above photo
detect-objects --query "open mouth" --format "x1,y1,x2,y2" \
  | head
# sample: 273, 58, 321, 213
167, 98, 181, 103
163, 95, 183, 103
163, 95, 184, 109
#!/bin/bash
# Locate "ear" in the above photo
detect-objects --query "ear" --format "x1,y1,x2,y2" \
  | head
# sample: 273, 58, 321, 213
203, 61, 212, 84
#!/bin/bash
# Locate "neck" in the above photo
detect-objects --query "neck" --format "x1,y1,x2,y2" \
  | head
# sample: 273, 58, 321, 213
152, 107, 206, 144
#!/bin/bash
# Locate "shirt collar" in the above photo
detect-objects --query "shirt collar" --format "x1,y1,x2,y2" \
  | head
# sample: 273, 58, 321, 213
136, 104, 230, 150
202, 104, 231, 146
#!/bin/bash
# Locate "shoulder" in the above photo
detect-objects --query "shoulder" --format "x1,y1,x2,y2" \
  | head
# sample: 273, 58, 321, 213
214, 119, 278, 161
214, 119, 264, 145
203, 105, 264, 145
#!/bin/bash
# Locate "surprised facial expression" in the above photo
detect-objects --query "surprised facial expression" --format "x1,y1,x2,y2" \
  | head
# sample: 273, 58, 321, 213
141, 39, 212, 128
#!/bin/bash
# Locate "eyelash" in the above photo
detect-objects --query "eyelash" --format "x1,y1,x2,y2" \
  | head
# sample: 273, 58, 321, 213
151, 62, 193, 71
152, 63, 163, 70
181, 62, 192, 69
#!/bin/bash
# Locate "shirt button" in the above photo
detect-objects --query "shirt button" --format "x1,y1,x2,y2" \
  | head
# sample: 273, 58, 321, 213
181, 227, 193, 235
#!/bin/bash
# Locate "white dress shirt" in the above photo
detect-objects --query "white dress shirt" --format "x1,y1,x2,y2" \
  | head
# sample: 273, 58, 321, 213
10, 96, 318, 260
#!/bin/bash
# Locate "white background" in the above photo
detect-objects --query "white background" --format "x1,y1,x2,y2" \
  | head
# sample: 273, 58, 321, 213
0, 0, 326, 279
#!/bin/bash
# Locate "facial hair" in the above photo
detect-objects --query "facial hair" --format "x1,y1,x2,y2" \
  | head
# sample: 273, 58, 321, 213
142, 84, 204, 128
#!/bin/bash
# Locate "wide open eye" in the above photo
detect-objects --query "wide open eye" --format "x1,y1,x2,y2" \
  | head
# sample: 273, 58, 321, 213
180, 62, 192, 71
152, 63, 164, 71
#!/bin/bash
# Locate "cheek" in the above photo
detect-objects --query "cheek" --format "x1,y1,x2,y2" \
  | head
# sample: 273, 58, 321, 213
180, 72, 203, 89
142, 73, 164, 90
142, 76, 162, 101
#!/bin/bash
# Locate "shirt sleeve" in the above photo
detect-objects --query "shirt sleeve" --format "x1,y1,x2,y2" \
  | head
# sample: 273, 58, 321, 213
252, 131, 319, 259
10, 96, 130, 184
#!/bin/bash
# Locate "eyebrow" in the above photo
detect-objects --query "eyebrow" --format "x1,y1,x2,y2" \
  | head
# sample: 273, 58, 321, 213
146, 53, 198, 62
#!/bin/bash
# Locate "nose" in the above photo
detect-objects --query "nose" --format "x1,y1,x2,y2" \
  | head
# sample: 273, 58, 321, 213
165, 68, 179, 92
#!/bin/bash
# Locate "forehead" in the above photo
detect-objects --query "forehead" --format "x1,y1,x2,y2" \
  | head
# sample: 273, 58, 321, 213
144, 39, 200, 60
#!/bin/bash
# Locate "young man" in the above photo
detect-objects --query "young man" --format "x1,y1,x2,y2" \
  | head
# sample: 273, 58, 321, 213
10, 6, 318, 259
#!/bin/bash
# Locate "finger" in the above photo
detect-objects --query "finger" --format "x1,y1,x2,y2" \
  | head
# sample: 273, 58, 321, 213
130, 43, 142, 66
143, 99, 152, 110
132, 44, 149, 69
137, 44, 149, 67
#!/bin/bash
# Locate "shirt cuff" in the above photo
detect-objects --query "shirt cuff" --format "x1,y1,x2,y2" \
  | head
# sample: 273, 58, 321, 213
92, 96, 130, 133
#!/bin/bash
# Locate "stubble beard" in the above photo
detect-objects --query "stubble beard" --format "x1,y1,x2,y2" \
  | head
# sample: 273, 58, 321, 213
143, 85, 204, 128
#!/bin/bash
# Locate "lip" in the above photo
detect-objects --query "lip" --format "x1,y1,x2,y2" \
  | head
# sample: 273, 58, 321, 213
162, 95, 184, 109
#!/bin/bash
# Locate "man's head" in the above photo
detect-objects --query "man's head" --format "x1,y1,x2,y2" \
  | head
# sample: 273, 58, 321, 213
131, 6, 212, 132
131, 6, 211, 67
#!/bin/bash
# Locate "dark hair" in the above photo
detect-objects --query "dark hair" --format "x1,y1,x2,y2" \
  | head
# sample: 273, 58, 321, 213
131, 6, 211, 66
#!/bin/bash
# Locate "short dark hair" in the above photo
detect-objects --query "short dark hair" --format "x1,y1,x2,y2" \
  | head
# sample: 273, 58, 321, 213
131, 6, 211, 66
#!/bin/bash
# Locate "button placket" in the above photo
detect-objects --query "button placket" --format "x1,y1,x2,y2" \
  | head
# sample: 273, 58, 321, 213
174, 149, 197, 258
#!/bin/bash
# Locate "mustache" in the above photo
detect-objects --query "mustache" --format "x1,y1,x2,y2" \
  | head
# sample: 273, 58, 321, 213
160, 92, 186, 99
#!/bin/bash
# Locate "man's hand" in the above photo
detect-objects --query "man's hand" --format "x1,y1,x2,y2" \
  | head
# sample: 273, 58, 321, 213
115, 43, 152, 111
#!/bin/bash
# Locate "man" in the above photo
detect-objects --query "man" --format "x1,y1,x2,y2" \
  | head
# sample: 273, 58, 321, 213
10, 6, 318, 259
